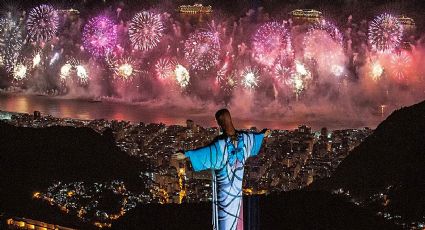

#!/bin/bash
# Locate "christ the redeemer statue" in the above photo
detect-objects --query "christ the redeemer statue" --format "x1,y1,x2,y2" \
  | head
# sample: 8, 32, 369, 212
173, 109, 270, 230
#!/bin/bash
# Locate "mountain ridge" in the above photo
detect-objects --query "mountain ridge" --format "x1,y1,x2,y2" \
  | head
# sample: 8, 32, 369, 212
0, 122, 145, 229
310, 100, 425, 224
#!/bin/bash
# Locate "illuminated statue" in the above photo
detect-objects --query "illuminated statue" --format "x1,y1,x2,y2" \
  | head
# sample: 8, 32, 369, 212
173, 109, 270, 230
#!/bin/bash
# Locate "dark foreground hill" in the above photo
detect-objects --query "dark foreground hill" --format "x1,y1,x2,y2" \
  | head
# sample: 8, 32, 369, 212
311, 100, 425, 224
0, 122, 144, 229
113, 191, 398, 230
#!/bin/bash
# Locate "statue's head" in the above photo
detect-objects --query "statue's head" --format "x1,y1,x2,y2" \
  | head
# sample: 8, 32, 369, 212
215, 108, 234, 131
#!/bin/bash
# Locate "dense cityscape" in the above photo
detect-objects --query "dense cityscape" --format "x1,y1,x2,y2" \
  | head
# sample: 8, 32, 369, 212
1, 110, 372, 227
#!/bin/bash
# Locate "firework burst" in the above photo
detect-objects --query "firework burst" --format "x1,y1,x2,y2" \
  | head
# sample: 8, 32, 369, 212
71, 59, 89, 85
370, 60, 384, 81
12, 62, 28, 81
0, 17, 23, 72
155, 58, 176, 80
216, 59, 230, 83
60, 58, 89, 85
32, 50, 43, 68
390, 51, 412, 81
75, 64, 89, 84
290, 61, 312, 94
303, 20, 346, 78
252, 22, 292, 67
274, 63, 293, 85
184, 31, 220, 71
26, 4, 59, 43
117, 63, 134, 80
60, 63, 72, 81
129, 11, 164, 51
331, 64, 344, 77
107, 56, 138, 81
82, 16, 117, 57
174, 64, 190, 88
241, 67, 260, 89
217, 71, 238, 93
368, 13, 403, 53
308, 20, 343, 45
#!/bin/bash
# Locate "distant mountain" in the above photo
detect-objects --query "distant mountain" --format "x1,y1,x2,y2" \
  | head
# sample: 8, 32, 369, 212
0, 122, 145, 229
312, 100, 425, 224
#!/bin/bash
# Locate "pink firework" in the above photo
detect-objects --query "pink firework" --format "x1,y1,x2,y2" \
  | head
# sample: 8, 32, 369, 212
82, 16, 118, 57
155, 58, 175, 79
390, 51, 412, 81
307, 20, 343, 45
274, 63, 293, 85
303, 19, 346, 77
304, 19, 344, 58
184, 31, 220, 71
252, 22, 292, 67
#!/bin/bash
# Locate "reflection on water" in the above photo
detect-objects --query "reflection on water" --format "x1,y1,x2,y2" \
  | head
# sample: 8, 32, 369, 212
0, 94, 217, 127
0, 93, 383, 130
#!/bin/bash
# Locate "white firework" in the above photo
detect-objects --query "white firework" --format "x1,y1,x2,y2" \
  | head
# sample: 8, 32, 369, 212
76, 64, 89, 84
60, 63, 72, 81
129, 11, 164, 51
32, 50, 42, 68
174, 64, 190, 88
12, 62, 28, 81
26, 4, 59, 43
107, 56, 139, 81
60, 58, 89, 85
241, 67, 260, 89
368, 13, 403, 53
0, 17, 23, 72
370, 60, 384, 81
291, 61, 312, 94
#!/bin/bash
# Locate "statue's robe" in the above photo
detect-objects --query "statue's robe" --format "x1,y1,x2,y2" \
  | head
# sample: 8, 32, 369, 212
185, 132, 264, 230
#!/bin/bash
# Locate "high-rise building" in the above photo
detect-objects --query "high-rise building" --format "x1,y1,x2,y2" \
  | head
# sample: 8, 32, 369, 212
33, 111, 41, 120
398, 15, 416, 34
398, 15, 416, 49
297, 125, 311, 135
186, 119, 195, 129
178, 4, 212, 14
320, 127, 328, 140
289, 9, 322, 24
